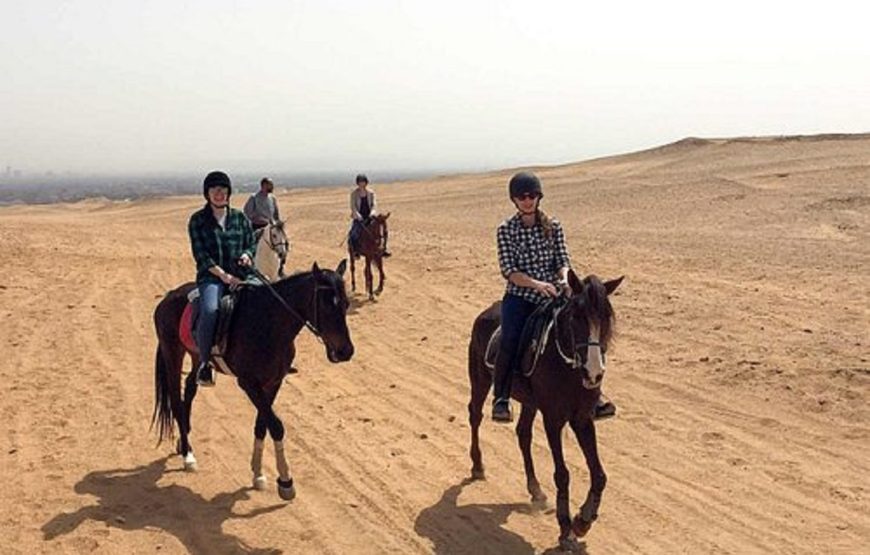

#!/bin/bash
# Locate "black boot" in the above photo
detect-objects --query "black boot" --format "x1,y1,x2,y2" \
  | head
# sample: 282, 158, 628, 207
196, 361, 216, 387
491, 351, 513, 423
594, 394, 616, 420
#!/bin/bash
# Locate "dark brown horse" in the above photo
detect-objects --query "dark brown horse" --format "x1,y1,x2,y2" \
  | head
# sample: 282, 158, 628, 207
151, 260, 353, 500
349, 213, 390, 300
467, 272, 623, 551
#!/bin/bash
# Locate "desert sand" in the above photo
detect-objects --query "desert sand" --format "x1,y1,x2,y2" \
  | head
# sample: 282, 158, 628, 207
1, 135, 867, 554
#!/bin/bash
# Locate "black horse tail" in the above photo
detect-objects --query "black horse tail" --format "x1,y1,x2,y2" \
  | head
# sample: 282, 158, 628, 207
150, 345, 174, 443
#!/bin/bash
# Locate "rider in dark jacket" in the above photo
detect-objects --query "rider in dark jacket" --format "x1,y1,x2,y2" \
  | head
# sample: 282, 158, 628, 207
188, 171, 256, 386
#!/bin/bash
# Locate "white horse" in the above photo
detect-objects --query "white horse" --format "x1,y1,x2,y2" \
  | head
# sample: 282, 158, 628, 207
254, 220, 290, 282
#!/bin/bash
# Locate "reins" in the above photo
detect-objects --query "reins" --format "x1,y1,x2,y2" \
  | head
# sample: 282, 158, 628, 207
249, 267, 321, 339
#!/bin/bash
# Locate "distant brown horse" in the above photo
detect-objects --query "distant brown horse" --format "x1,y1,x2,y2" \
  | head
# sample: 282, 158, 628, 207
467, 272, 623, 551
151, 261, 353, 500
349, 213, 390, 300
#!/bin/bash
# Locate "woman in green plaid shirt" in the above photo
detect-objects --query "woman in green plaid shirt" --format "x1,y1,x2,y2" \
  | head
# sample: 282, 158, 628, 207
188, 171, 256, 387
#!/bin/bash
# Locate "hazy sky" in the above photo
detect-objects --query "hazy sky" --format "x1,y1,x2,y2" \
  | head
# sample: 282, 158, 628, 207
1, 0, 868, 175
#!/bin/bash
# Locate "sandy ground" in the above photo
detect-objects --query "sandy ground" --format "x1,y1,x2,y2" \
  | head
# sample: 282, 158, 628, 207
1, 135, 868, 554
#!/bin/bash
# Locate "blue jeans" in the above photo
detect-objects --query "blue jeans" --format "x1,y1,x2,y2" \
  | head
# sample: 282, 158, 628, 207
349, 219, 364, 251
493, 293, 538, 403
195, 281, 224, 364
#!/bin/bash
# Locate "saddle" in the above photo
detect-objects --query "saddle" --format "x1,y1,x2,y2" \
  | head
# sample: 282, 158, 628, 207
179, 289, 239, 375
484, 298, 563, 377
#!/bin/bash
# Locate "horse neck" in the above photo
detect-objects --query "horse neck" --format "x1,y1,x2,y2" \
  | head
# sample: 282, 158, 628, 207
360, 221, 382, 252
272, 272, 316, 321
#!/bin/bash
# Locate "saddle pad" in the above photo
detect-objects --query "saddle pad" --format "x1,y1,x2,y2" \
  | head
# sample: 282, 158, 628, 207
178, 294, 237, 358
179, 302, 197, 353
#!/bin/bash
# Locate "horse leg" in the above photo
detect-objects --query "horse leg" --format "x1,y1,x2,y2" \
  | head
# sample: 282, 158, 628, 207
517, 404, 546, 503
349, 247, 357, 292
569, 416, 606, 538
467, 352, 490, 480
155, 339, 198, 471
179, 356, 200, 471
374, 255, 385, 295
251, 382, 286, 490
251, 409, 268, 491
544, 414, 577, 551
240, 380, 296, 501
364, 256, 374, 300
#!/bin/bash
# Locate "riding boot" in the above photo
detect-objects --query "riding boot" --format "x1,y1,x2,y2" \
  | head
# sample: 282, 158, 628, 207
491, 350, 513, 423
196, 360, 216, 387
594, 394, 616, 420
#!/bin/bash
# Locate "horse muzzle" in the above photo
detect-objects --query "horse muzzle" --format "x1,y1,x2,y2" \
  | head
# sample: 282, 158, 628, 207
582, 372, 604, 390
327, 343, 354, 363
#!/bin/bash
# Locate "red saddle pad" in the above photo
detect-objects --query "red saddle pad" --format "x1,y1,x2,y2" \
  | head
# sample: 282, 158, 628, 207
179, 302, 198, 354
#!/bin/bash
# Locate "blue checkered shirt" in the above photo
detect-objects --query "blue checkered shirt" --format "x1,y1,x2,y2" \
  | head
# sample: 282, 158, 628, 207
497, 214, 571, 304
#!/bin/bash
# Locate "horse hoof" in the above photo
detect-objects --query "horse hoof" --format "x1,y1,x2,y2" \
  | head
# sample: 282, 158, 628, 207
183, 453, 198, 472
530, 489, 548, 504
253, 475, 267, 491
559, 536, 581, 552
571, 515, 593, 538
277, 478, 296, 501
470, 468, 486, 481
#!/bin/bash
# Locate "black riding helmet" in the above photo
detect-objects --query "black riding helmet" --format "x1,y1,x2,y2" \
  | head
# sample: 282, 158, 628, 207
508, 172, 543, 200
203, 171, 232, 200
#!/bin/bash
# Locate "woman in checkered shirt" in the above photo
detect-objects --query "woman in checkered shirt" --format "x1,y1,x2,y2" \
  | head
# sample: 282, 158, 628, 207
492, 172, 615, 423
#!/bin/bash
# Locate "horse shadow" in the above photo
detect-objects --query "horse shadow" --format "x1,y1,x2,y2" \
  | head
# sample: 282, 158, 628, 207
414, 477, 587, 554
42, 456, 286, 554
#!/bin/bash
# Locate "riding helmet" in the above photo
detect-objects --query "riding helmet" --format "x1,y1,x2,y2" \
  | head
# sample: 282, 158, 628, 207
508, 172, 543, 199
203, 171, 232, 199
355, 173, 369, 185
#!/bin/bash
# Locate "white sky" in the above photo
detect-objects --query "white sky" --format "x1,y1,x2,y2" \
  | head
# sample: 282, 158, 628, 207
1, 0, 868, 175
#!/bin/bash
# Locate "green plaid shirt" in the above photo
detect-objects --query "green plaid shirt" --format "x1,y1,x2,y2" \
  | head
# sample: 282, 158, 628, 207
188, 204, 256, 284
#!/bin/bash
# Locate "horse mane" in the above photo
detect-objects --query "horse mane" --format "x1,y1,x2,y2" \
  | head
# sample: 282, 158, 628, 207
583, 275, 615, 348
270, 267, 345, 294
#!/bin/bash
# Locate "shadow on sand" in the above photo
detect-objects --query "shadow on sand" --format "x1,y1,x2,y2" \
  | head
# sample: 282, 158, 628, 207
414, 477, 589, 554
42, 456, 286, 554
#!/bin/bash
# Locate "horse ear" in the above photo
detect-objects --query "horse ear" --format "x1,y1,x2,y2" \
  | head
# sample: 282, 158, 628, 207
604, 276, 624, 295
336, 259, 347, 277
383, 211, 391, 220
567, 269, 583, 293
312, 262, 321, 275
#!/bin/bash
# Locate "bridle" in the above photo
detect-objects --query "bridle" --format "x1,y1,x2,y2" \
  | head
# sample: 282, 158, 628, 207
248, 267, 336, 342
265, 222, 289, 260
552, 296, 604, 371
360, 218, 384, 241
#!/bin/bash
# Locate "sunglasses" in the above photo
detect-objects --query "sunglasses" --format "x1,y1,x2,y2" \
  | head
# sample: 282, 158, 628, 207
515, 192, 540, 200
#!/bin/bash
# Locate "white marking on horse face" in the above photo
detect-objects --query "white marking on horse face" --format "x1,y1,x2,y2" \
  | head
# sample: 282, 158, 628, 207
586, 324, 605, 383
269, 228, 288, 256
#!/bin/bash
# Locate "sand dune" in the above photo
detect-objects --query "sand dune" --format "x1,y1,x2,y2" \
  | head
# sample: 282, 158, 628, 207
1, 135, 867, 554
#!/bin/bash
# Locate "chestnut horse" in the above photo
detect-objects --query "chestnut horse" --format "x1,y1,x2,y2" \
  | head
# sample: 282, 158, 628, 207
349, 213, 390, 300
151, 260, 353, 500
467, 272, 623, 551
